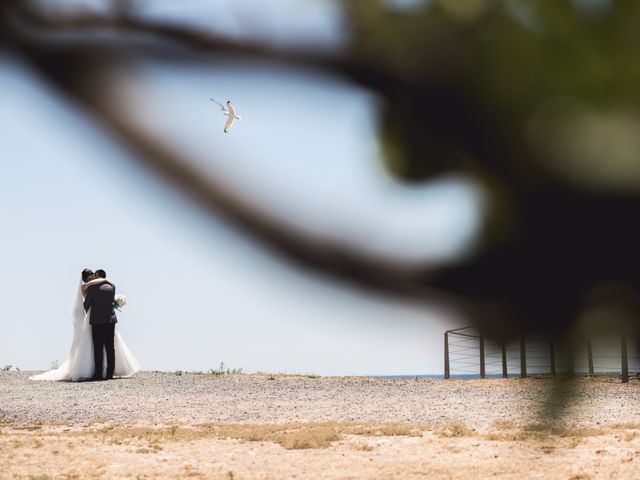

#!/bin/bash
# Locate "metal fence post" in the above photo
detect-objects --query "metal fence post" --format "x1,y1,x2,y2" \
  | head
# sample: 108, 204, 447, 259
621, 333, 629, 383
444, 331, 450, 379
501, 342, 508, 378
520, 336, 527, 378
479, 336, 486, 379
587, 340, 594, 376
567, 342, 575, 377
549, 339, 556, 376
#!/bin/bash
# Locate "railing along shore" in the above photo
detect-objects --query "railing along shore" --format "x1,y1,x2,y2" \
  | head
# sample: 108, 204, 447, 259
444, 326, 639, 383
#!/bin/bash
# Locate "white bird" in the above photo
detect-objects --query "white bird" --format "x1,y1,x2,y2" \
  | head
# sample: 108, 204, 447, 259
210, 98, 241, 133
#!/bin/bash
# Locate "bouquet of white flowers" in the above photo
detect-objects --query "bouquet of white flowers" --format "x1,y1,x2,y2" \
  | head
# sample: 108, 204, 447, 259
114, 294, 127, 312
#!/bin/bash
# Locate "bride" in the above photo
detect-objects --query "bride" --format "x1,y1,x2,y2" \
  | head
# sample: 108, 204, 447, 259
30, 268, 140, 382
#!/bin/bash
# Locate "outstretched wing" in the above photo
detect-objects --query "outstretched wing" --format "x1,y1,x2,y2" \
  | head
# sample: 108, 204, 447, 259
224, 116, 236, 133
226, 102, 236, 116
210, 98, 225, 111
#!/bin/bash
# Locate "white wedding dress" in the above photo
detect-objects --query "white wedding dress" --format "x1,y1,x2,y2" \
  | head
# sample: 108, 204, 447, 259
30, 281, 140, 381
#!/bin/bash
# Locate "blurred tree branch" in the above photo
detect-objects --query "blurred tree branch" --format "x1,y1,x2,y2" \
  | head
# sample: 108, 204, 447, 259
2, 0, 639, 340
0, 0, 446, 305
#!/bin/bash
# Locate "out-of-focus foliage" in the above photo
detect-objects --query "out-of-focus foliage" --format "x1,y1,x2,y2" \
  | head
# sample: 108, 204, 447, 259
344, 0, 640, 192
1, 0, 638, 341
336, 0, 640, 339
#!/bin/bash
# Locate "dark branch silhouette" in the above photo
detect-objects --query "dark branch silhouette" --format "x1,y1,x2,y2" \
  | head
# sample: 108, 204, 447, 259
2, 1, 639, 347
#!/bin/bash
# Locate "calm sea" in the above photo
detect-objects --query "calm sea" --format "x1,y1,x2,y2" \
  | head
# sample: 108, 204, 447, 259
369, 374, 515, 380
370, 373, 621, 379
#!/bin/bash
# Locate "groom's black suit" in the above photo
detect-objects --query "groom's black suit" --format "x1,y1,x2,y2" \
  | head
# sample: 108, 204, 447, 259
84, 281, 118, 380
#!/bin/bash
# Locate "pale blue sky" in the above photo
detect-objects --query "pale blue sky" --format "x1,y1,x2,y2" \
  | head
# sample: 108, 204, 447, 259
0, 0, 484, 375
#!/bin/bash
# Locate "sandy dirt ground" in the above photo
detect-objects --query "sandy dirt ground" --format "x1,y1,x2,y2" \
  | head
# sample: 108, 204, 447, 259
2, 371, 640, 479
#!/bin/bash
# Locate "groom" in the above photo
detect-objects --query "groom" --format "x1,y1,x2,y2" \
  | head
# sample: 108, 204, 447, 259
84, 269, 117, 381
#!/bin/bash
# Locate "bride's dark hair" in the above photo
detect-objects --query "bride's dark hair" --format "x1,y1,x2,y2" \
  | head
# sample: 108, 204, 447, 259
81, 268, 94, 283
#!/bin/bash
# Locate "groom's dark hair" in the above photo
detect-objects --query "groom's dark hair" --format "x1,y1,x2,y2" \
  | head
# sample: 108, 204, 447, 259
81, 268, 94, 282
95, 269, 106, 279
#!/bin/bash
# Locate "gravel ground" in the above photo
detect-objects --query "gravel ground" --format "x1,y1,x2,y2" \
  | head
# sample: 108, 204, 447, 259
2, 371, 640, 427
4, 372, 640, 479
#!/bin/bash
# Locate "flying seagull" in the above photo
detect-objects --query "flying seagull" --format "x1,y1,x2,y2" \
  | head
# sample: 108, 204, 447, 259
210, 98, 241, 133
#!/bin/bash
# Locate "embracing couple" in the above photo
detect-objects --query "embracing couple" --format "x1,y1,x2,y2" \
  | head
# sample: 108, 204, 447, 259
30, 268, 140, 382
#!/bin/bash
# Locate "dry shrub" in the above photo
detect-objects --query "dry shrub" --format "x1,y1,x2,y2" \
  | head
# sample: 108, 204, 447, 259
80, 422, 423, 450
562, 427, 606, 438
484, 431, 535, 441
485, 423, 606, 443
609, 423, 640, 430
437, 421, 473, 438
485, 432, 517, 441
491, 420, 517, 430
205, 423, 340, 449
84, 418, 107, 426
349, 423, 422, 437
522, 423, 552, 433
13, 424, 42, 431
484, 424, 548, 442
279, 428, 339, 449
201, 422, 423, 448
12, 421, 426, 452
534, 424, 606, 438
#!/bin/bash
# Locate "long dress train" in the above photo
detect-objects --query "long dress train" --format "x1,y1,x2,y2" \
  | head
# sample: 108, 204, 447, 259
30, 281, 140, 381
